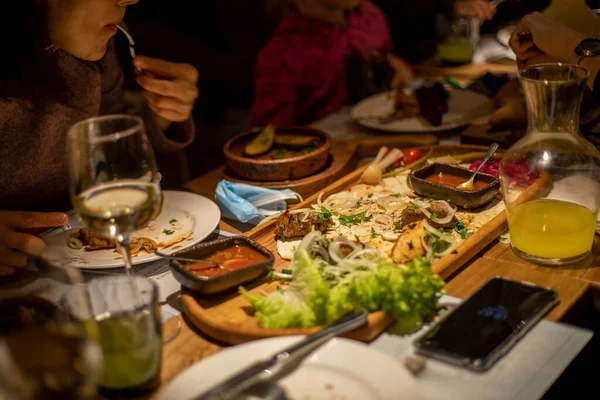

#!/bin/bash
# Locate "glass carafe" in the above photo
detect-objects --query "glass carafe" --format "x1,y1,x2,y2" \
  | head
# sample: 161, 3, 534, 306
499, 63, 600, 266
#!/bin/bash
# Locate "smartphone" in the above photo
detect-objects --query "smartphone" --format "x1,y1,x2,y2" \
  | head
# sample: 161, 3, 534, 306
414, 277, 559, 372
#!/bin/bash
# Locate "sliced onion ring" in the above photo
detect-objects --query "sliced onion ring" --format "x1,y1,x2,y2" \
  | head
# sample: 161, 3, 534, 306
354, 227, 372, 237
289, 208, 312, 222
381, 231, 398, 241
67, 237, 83, 250
317, 192, 325, 207
423, 219, 455, 243
420, 201, 455, 225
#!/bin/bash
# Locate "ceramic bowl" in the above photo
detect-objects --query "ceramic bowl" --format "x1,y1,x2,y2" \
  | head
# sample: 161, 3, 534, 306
223, 126, 331, 181
169, 236, 274, 295
409, 163, 500, 209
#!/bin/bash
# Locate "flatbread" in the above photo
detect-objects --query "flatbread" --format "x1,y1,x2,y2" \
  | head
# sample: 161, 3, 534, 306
275, 163, 505, 262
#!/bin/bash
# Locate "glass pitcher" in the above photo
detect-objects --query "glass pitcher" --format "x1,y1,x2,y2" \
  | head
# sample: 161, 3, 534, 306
499, 63, 600, 266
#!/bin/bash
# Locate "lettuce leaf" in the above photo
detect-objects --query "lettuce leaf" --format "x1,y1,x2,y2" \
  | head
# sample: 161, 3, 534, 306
291, 247, 330, 325
240, 287, 316, 328
241, 248, 445, 331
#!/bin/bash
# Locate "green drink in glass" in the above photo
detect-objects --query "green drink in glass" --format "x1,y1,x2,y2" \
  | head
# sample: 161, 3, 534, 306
64, 276, 162, 397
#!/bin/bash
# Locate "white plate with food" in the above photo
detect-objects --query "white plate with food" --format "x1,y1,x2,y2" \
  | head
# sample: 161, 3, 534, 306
351, 86, 494, 133
156, 336, 419, 400
42, 191, 221, 269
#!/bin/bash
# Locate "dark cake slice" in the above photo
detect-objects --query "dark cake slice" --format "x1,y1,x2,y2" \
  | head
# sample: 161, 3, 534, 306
414, 82, 449, 126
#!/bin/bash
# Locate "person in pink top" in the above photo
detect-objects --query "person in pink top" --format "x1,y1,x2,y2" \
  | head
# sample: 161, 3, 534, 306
249, 0, 412, 128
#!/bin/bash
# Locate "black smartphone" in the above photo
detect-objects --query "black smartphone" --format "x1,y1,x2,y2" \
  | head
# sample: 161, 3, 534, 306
414, 277, 559, 372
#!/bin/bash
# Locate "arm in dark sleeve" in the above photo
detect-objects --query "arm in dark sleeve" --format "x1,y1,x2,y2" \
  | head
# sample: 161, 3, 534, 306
99, 40, 195, 154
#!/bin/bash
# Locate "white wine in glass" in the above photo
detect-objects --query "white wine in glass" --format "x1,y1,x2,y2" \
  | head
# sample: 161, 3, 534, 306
66, 115, 161, 274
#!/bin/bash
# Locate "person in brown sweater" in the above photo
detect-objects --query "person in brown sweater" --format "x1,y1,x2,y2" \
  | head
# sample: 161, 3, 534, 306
0, 0, 199, 275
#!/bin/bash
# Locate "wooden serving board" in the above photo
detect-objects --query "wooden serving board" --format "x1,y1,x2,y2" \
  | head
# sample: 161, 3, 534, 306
182, 145, 510, 345
223, 135, 439, 199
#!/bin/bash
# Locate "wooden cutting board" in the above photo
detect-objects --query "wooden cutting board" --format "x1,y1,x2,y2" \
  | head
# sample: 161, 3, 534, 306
181, 144, 538, 345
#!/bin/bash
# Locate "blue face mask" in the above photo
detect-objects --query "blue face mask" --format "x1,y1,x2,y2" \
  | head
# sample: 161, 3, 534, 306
215, 180, 303, 225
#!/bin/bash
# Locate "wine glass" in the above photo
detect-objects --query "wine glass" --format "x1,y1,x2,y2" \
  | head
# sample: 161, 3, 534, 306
66, 114, 181, 341
66, 114, 161, 275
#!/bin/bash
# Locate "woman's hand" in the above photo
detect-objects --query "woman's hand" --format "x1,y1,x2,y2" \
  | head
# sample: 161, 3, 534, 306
0, 211, 68, 276
509, 12, 585, 68
454, 0, 495, 22
388, 56, 413, 90
133, 56, 199, 129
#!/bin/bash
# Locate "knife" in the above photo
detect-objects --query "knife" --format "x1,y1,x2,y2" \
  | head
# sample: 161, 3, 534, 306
194, 310, 369, 400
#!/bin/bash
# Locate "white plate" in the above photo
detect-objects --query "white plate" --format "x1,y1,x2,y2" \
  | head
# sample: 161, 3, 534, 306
351, 89, 494, 133
41, 191, 220, 270
157, 336, 419, 400
496, 25, 515, 48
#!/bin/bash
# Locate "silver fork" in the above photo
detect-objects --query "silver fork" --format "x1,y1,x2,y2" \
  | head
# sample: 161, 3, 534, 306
490, 0, 516, 7
116, 22, 143, 73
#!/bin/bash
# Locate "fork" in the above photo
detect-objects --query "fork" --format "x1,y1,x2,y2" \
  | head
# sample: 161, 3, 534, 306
116, 22, 143, 74
490, 0, 512, 7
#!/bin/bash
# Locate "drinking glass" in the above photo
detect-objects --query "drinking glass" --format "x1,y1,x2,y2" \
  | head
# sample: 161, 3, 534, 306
66, 114, 161, 275
436, 13, 479, 66
63, 276, 163, 397
0, 268, 102, 400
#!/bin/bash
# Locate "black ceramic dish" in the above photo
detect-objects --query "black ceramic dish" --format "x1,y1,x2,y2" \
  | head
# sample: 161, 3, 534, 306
409, 163, 500, 209
168, 236, 274, 295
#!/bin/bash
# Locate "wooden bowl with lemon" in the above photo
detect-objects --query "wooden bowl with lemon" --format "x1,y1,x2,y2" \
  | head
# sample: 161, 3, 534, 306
223, 125, 331, 182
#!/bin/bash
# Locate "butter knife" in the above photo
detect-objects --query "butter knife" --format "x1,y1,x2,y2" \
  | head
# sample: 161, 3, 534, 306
194, 310, 368, 400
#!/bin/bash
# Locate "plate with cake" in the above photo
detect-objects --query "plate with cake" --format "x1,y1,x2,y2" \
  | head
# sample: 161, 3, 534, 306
351, 81, 494, 133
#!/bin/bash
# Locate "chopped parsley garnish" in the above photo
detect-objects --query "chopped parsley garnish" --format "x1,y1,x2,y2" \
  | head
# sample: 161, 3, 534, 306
454, 220, 471, 239
394, 218, 403, 232
370, 228, 380, 238
282, 268, 293, 275
269, 149, 287, 159
426, 232, 452, 256
266, 270, 275, 280
430, 213, 438, 221
408, 240, 414, 250
163, 229, 175, 235
368, 193, 373, 198
408, 202, 419, 211
355, 201, 362, 208
169, 219, 178, 224
354, 235, 360, 242
390, 194, 400, 198
315, 207, 332, 222
338, 212, 372, 226
278, 226, 286, 242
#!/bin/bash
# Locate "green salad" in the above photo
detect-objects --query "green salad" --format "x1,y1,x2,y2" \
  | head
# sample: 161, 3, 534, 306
240, 231, 445, 332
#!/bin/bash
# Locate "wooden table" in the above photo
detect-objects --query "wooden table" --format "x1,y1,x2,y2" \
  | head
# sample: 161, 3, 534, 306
158, 165, 600, 395
154, 61, 600, 395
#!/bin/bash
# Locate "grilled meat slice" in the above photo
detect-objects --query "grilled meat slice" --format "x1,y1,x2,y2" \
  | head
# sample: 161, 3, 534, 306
399, 201, 456, 230
72, 228, 115, 251
275, 211, 331, 240
391, 221, 426, 264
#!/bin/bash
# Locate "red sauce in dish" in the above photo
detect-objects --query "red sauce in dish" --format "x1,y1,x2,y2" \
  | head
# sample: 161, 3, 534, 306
425, 173, 488, 191
186, 244, 267, 277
